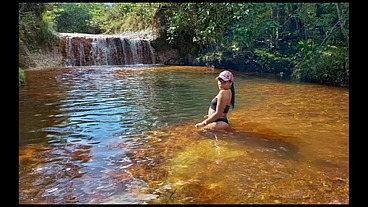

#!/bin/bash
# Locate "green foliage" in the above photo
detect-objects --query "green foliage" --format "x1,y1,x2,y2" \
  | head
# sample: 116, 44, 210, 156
49, 3, 159, 34
255, 49, 294, 74
163, 2, 348, 86
292, 40, 348, 86
19, 3, 58, 50
19, 3, 49, 18
52, 3, 102, 33
19, 68, 26, 86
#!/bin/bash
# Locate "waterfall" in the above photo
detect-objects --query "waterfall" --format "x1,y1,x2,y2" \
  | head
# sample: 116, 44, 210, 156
59, 33, 156, 66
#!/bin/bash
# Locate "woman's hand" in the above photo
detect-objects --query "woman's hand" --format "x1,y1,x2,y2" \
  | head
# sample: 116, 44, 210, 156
195, 121, 207, 128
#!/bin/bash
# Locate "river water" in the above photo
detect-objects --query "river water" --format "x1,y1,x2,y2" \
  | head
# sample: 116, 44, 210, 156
19, 65, 349, 204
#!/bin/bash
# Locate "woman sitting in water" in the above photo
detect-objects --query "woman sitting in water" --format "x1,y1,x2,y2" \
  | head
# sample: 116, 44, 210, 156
195, 70, 235, 130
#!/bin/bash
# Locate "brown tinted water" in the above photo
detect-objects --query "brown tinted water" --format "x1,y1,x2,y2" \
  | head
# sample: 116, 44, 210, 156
19, 65, 349, 204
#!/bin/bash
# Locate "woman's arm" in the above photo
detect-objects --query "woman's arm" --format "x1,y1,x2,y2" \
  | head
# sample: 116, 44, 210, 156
195, 90, 230, 128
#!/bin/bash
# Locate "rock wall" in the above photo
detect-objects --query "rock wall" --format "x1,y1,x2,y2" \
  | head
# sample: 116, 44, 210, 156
156, 48, 180, 65
19, 39, 37, 69
19, 38, 63, 70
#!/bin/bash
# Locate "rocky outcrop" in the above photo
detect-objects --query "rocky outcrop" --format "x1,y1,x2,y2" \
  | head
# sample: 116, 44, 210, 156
19, 39, 37, 69
156, 48, 180, 65
19, 37, 63, 69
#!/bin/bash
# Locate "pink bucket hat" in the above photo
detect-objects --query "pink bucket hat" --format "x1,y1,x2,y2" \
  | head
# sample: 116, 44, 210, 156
216, 70, 234, 82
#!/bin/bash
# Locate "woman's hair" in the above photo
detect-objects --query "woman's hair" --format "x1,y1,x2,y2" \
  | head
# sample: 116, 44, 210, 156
230, 82, 235, 109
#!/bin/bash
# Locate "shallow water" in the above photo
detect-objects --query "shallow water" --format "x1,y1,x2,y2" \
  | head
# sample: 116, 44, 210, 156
19, 65, 349, 204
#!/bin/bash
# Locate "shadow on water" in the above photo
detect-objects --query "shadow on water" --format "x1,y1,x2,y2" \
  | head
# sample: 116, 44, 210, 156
123, 119, 347, 204
197, 128, 302, 162
198, 123, 343, 172
124, 122, 304, 204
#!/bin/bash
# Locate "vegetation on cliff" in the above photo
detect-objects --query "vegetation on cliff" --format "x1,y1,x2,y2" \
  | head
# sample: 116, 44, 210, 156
162, 3, 349, 86
19, 67, 25, 86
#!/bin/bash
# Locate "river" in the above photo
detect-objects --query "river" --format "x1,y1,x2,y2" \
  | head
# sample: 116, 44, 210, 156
19, 65, 349, 204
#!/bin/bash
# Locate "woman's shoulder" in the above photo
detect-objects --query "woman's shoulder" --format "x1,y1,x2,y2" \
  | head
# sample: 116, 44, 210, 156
219, 89, 231, 93
218, 89, 231, 97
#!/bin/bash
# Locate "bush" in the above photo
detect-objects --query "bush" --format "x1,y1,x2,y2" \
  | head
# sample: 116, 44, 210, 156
19, 68, 26, 86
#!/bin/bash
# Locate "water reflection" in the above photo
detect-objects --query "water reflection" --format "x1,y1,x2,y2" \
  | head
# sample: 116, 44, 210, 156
19, 65, 348, 204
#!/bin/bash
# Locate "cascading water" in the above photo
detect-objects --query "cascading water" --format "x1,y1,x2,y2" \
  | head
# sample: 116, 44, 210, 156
59, 33, 157, 66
